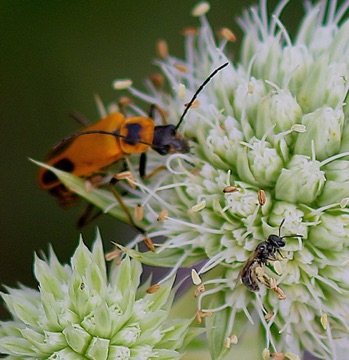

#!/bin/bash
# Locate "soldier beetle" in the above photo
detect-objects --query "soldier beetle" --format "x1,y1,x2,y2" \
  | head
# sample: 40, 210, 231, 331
38, 62, 229, 239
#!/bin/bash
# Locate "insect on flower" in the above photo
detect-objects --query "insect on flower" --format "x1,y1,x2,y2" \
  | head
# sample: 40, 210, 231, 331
38, 62, 229, 231
239, 219, 303, 295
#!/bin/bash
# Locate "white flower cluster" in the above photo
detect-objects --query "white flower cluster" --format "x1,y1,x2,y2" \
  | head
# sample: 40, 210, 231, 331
113, 1, 349, 358
25, 1, 349, 359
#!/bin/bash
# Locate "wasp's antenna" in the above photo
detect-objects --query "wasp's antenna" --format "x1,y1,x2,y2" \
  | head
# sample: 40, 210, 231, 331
53, 130, 154, 151
278, 218, 286, 237
175, 62, 229, 130
278, 218, 303, 240
281, 234, 303, 239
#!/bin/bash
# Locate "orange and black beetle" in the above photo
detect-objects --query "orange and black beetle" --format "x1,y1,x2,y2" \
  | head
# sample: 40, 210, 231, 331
38, 62, 229, 228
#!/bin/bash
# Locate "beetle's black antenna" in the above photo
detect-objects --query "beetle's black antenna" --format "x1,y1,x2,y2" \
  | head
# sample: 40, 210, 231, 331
54, 62, 229, 152
53, 130, 154, 151
175, 62, 229, 131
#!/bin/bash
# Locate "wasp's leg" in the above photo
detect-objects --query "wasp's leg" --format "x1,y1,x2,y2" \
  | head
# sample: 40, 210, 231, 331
255, 266, 286, 300
255, 266, 270, 286
276, 249, 286, 259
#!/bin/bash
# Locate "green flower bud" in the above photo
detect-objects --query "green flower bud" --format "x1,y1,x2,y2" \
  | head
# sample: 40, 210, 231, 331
233, 78, 266, 121
275, 155, 325, 204
318, 160, 349, 206
0, 233, 199, 359
280, 45, 312, 92
255, 89, 302, 140
294, 106, 344, 161
237, 138, 283, 187
309, 213, 349, 250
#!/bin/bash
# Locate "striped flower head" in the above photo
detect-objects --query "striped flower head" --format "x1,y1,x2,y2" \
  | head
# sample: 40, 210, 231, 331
0, 233, 199, 359
38, 1, 349, 359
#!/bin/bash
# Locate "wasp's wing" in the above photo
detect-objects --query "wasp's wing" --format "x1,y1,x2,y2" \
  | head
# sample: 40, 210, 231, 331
238, 251, 261, 292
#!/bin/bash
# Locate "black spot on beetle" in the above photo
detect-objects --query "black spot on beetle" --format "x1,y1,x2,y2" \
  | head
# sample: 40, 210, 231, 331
42, 158, 75, 185
124, 123, 142, 145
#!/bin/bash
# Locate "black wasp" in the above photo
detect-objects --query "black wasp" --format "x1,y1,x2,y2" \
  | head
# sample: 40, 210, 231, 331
240, 219, 303, 292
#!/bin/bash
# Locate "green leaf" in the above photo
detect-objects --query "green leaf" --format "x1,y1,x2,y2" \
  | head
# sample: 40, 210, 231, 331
30, 160, 130, 223
113, 244, 205, 267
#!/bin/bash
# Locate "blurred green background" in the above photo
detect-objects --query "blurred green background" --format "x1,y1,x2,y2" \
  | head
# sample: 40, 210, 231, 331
1, 0, 303, 320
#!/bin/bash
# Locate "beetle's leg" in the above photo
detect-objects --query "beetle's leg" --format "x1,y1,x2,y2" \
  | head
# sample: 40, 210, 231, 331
136, 103, 168, 179
77, 203, 103, 228
148, 103, 168, 125
142, 165, 167, 179
109, 176, 155, 252
139, 152, 166, 179
109, 177, 146, 235
148, 104, 156, 118
139, 152, 147, 179
76, 174, 112, 228
121, 158, 129, 172
68, 111, 91, 127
